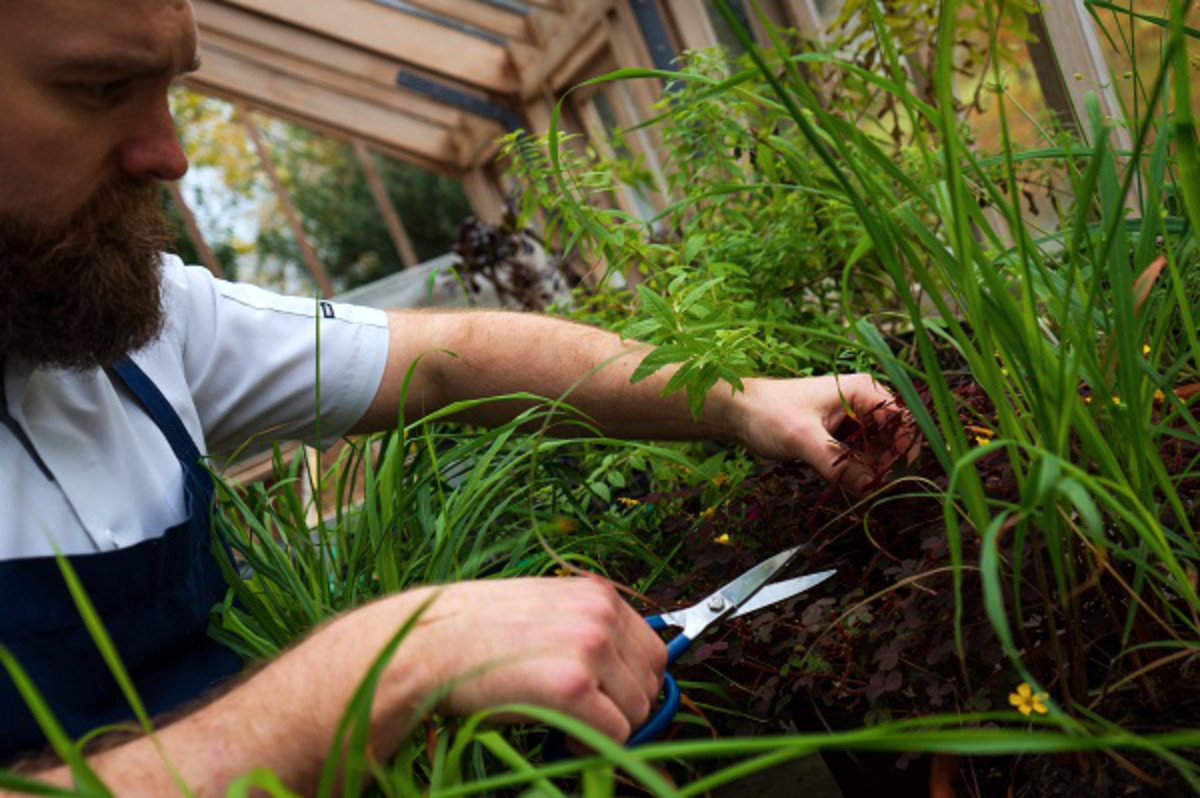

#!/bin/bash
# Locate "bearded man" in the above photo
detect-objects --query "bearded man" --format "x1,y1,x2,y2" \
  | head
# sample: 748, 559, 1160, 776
0, 0, 903, 792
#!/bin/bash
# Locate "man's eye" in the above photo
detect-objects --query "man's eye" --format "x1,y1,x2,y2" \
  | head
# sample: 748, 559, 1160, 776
75, 80, 130, 105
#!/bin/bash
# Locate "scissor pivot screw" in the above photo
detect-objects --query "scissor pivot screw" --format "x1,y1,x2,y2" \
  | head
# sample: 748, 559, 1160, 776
707, 596, 727, 612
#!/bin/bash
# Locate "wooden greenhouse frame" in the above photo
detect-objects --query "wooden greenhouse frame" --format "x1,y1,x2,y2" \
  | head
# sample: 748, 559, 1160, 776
177, 0, 1125, 293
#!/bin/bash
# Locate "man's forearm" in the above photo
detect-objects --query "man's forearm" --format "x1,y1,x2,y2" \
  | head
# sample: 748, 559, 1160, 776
14, 595, 432, 797
357, 310, 745, 442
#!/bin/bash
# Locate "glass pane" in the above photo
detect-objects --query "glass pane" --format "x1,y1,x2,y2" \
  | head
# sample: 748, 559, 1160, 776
1089, 0, 1200, 117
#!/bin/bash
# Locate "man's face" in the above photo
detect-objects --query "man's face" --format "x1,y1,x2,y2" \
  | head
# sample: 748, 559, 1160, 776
0, 0, 198, 369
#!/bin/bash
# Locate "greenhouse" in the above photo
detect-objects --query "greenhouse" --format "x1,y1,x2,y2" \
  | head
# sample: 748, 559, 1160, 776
0, 0, 1198, 796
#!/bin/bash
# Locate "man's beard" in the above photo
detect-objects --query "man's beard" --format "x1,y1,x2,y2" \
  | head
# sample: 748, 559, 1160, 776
0, 178, 174, 371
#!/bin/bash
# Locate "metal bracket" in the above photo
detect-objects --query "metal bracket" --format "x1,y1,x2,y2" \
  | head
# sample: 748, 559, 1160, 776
628, 0, 677, 73
395, 70, 524, 130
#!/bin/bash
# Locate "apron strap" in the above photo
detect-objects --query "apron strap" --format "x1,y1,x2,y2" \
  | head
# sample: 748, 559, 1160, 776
108, 359, 210, 497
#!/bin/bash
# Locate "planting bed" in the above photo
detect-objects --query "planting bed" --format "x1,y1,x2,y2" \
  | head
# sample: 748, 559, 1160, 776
626, 374, 1200, 797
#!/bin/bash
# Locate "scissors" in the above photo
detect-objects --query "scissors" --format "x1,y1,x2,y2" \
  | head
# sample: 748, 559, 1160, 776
628, 545, 835, 745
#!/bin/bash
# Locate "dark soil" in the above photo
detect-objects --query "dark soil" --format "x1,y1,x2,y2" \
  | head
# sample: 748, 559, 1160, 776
1012, 752, 1197, 798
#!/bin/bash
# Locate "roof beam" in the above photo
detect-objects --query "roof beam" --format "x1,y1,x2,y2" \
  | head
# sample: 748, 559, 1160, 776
628, 0, 676, 72
662, 0, 719, 51
192, 84, 462, 177
200, 30, 466, 129
166, 182, 225, 279
353, 141, 420, 269
782, 0, 826, 37
517, 0, 615, 99
1035, 1, 1127, 147
214, 0, 520, 93
186, 44, 464, 167
195, 1, 467, 129
548, 23, 608, 93
395, 70, 523, 129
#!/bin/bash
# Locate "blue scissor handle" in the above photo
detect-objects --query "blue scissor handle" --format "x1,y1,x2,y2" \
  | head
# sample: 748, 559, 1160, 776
627, 670, 681, 745
645, 614, 694, 664
625, 614, 691, 746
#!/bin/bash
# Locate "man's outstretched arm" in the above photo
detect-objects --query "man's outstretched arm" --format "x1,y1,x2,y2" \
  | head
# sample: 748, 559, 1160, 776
12, 578, 665, 797
354, 310, 901, 493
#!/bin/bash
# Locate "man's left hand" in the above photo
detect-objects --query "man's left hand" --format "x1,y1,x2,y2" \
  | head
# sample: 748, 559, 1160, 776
728, 374, 909, 494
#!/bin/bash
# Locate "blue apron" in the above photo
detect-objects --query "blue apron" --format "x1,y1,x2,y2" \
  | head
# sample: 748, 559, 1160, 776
0, 359, 241, 761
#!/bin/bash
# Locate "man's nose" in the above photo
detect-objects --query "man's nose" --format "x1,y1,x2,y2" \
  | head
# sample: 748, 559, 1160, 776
115, 100, 189, 182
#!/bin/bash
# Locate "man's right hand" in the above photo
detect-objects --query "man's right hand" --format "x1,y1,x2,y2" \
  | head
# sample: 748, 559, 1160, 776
358, 577, 669, 745
18, 577, 666, 797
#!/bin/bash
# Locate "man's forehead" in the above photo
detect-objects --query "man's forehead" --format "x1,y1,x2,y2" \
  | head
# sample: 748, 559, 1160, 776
15, 0, 195, 65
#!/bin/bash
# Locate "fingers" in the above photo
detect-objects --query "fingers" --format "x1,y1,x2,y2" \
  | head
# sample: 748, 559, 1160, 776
790, 374, 909, 494
791, 417, 874, 493
834, 373, 920, 471
540, 657, 634, 741
560, 580, 663, 738
601, 577, 668, 688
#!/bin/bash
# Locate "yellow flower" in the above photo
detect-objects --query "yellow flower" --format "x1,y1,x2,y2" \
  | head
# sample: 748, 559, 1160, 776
1008, 682, 1049, 716
699, 506, 716, 519
1143, 343, 1152, 356
714, 533, 731, 545
712, 473, 728, 486
967, 425, 994, 447
616, 497, 642, 507
1111, 395, 1122, 406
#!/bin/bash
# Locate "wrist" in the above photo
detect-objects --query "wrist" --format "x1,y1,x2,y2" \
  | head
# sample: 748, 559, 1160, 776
709, 377, 754, 447
351, 590, 444, 746
230, 590, 439, 777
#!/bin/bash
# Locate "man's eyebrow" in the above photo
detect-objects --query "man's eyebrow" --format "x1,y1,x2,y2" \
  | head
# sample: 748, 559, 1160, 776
55, 52, 201, 79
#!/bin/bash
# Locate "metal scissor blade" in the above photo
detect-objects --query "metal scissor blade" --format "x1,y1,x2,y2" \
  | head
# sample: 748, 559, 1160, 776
669, 545, 805, 641
729, 570, 836, 619
715, 544, 804, 609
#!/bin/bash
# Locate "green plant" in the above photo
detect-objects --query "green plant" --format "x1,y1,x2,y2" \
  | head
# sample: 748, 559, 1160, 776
683, 0, 1198, 788
503, 46, 914, 416
7, 2, 1200, 794
209, 393, 699, 659
502, 0, 1200, 789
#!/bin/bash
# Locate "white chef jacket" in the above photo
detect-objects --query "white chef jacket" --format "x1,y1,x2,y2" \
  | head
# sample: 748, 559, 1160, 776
1, 255, 390, 560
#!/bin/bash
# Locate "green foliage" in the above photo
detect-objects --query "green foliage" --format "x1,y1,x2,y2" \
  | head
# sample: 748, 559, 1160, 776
512, 0, 1199, 784
687, 0, 1199, 757
505, 49, 915, 415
